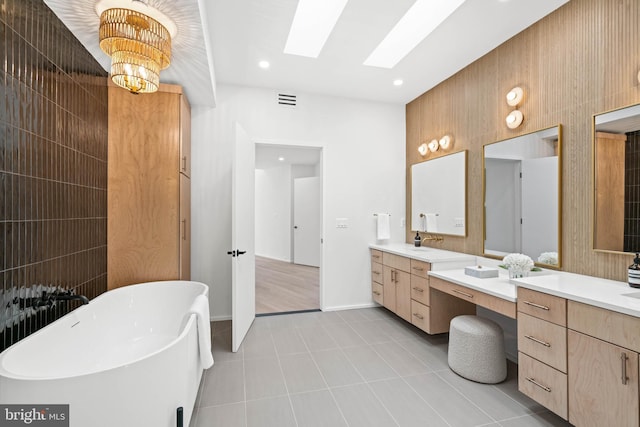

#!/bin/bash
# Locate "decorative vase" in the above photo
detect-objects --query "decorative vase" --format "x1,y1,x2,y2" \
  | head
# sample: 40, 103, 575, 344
508, 268, 529, 280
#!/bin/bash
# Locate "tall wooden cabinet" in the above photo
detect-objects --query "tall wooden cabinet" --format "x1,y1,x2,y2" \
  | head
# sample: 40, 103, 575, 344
108, 83, 191, 289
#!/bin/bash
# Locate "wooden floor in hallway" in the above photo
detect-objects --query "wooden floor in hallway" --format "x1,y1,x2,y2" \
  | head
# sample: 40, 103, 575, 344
255, 256, 319, 314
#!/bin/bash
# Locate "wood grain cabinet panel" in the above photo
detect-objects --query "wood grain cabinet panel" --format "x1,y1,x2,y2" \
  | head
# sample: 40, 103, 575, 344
430, 276, 516, 319
517, 288, 566, 326
108, 83, 191, 289
382, 266, 397, 312
410, 259, 430, 278
395, 270, 411, 322
372, 282, 383, 305
518, 352, 568, 420
518, 312, 567, 372
568, 330, 639, 427
371, 249, 383, 264
371, 262, 383, 284
382, 252, 411, 273
410, 275, 429, 306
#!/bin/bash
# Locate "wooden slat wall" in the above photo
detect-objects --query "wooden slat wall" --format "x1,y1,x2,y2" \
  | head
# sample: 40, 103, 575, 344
406, 0, 640, 281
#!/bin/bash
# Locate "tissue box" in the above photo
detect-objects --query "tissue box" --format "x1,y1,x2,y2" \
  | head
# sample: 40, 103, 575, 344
464, 266, 499, 279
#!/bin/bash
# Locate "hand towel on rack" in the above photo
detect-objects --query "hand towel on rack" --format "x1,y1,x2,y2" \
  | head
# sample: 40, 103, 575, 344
189, 294, 214, 369
425, 213, 438, 232
376, 213, 391, 240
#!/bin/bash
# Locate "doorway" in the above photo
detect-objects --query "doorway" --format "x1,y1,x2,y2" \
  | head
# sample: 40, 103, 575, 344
254, 143, 322, 315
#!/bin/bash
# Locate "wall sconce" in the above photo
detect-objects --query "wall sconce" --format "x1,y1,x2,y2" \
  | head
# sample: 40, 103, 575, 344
506, 110, 524, 129
505, 86, 524, 129
97, 1, 176, 94
418, 143, 428, 156
439, 135, 452, 150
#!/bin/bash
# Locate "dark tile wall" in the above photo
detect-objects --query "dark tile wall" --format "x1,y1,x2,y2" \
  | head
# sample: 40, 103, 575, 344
625, 131, 640, 253
0, 0, 108, 352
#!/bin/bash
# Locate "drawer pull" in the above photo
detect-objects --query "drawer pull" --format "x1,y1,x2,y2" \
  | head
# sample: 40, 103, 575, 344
413, 313, 424, 320
453, 289, 473, 299
413, 267, 424, 271
412, 287, 424, 293
373, 291, 381, 296
372, 255, 380, 259
524, 335, 551, 347
523, 301, 550, 311
372, 271, 381, 275
621, 352, 629, 385
525, 377, 551, 393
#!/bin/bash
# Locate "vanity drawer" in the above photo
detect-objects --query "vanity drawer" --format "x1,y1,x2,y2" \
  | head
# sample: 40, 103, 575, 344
371, 261, 383, 284
430, 276, 516, 319
371, 249, 383, 264
568, 300, 640, 353
382, 252, 411, 273
410, 275, 429, 306
410, 259, 430, 278
518, 352, 568, 420
518, 312, 567, 373
517, 288, 566, 326
410, 300, 431, 333
372, 282, 383, 305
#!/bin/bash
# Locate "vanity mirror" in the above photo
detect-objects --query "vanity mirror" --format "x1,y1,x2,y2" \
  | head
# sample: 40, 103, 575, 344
411, 150, 467, 236
593, 103, 640, 253
483, 126, 562, 267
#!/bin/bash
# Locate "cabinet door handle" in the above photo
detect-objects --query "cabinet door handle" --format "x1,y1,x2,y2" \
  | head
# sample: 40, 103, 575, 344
523, 301, 550, 311
621, 352, 629, 385
391, 270, 396, 282
182, 156, 187, 171
181, 219, 187, 240
453, 289, 473, 299
413, 313, 424, 320
412, 287, 424, 293
525, 377, 551, 393
524, 335, 551, 347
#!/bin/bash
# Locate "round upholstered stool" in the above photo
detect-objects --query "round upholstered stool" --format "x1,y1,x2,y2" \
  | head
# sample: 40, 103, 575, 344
448, 315, 507, 384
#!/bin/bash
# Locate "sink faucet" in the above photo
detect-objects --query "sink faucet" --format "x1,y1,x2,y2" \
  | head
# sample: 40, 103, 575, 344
32, 290, 89, 308
422, 234, 444, 244
53, 293, 90, 305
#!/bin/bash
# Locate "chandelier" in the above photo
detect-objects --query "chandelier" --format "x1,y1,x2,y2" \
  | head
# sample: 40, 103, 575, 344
99, 7, 172, 94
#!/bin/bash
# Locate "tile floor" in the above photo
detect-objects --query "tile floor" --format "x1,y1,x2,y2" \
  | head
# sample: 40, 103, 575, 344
190, 307, 572, 427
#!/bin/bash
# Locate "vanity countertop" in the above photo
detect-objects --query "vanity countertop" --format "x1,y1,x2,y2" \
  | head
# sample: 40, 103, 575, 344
369, 243, 475, 268
514, 272, 640, 318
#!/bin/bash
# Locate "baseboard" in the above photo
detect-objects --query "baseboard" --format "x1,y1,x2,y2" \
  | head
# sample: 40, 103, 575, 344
321, 302, 379, 312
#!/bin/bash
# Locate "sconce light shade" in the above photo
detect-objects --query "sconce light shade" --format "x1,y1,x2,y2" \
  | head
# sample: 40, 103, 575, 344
439, 135, 452, 150
506, 110, 524, 129
418, 143, 428, 156
506, 86, 524, 106
99, 8, 172, 94
637, 70, 640, 84
428, 139, 439, 153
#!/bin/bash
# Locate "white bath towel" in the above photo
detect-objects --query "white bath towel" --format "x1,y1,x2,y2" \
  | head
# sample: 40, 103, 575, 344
189, 295, 214, 369
376, 213, 391, 240
425, 213, 438, 232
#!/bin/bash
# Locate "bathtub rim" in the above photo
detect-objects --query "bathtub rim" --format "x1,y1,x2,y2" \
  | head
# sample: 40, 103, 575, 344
0, 280, 209, 381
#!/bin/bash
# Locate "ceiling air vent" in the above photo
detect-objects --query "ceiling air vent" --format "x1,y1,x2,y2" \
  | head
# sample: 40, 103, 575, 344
277, 93, 297, 108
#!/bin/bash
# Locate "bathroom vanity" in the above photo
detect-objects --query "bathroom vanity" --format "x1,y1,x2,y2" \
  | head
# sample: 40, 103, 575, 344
370, 244, 640, 426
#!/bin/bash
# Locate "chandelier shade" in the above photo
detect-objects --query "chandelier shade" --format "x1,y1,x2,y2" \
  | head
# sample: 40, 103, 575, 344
99, 8, 171, 94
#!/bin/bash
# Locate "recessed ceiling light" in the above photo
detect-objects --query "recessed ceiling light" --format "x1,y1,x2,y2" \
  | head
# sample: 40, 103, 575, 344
284, 0, 348, 58
258, 60, 270, 69
278, 157, 285, 162
393, 79, 403, 86
364, 0, 467, 69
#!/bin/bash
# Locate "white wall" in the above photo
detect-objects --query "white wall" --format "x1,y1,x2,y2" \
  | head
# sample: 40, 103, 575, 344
255, 165, 292, 261
191, 84, 406, 318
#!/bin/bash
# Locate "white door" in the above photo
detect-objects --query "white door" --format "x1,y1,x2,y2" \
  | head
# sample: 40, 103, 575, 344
231, 123, 255, 352
521, 157, 559, 260
293, 177, 320, 267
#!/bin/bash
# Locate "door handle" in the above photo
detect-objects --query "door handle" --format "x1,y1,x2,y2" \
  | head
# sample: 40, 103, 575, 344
237, 250, 247, 256
294, 226, 298, 229
227, 250, 236, 257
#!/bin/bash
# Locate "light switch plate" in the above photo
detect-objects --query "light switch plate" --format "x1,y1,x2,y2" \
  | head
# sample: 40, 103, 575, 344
336, 218, 348, 228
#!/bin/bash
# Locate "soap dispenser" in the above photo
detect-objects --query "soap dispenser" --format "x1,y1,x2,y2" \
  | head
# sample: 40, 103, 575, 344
414, 231, 421, 247
629, 253, 640, 288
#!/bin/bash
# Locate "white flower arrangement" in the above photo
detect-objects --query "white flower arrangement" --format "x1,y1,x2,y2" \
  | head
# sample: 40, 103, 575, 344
538, 251, 558, 266
501, 253, 534, 272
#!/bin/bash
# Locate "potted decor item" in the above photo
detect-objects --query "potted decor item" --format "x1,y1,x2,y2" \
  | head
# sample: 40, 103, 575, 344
501, 253, 534, 280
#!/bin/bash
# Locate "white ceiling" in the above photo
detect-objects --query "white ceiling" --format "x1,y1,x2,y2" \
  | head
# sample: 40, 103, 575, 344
44, 0, 569, 107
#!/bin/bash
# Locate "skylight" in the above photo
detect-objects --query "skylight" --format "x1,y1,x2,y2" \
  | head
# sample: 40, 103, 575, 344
364, 0, 466, 69
284, 0, 349, 58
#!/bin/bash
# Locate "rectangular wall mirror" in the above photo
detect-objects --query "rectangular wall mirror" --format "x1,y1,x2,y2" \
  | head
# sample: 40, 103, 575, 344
411, 150, 467, 236
593, 103, 640, 253
483, 126, 562, 267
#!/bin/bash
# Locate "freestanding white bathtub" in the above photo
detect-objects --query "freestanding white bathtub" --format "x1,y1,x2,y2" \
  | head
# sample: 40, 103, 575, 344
0, 280, 210, 427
